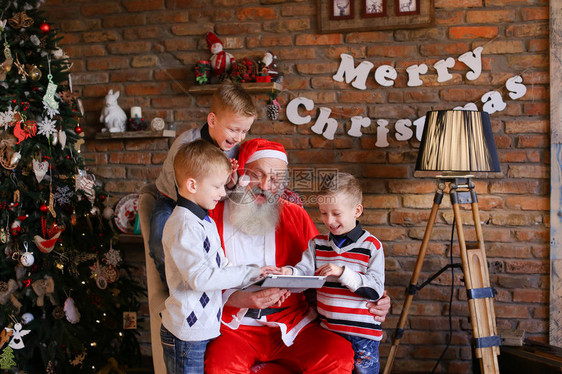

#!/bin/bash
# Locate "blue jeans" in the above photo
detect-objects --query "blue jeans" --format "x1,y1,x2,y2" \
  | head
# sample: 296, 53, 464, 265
149, 194, 176, 284
340, 334, 380, 374
160, 324, 209, 374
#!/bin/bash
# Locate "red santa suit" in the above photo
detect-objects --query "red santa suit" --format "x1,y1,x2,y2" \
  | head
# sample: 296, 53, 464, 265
205, 139, 354, 373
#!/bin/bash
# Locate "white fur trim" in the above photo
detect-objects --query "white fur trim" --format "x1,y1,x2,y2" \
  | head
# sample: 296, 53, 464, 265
246, 150, 287, 165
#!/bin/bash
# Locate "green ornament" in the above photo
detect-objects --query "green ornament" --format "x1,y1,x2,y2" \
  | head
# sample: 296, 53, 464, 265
0, 346, 16, 370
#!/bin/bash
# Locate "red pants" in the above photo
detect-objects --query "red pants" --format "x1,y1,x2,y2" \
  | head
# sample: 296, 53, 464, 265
205, 322, 354, 374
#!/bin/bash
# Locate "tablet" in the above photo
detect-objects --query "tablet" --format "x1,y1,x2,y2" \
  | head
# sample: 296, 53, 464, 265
243, 274, 326, 292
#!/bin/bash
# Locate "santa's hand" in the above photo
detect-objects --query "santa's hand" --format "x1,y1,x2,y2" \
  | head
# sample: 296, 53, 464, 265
316, 263, 343, 277
280, 267, 293, 275
366, 290, 391, 323
227, 288, 291, 309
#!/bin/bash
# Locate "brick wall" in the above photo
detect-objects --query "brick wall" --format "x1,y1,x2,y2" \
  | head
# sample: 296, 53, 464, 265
42, 0, 550, 372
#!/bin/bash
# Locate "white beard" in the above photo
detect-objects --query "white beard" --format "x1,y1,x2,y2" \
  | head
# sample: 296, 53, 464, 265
228, 186, 281, 236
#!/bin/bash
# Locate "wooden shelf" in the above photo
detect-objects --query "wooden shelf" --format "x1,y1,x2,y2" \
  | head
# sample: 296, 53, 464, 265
95, 130, 176, 140
188, 81, 282, 94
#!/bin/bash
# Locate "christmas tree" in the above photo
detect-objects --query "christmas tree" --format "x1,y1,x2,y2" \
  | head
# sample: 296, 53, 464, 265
0, 1, 145, 372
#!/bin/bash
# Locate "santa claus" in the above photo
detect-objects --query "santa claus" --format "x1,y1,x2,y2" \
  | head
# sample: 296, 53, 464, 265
205, 138, 391, 373
206, 31, 234, 79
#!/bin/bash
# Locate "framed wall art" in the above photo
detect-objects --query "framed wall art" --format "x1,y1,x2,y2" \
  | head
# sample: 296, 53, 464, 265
318, 0, 433, 33
363, 0, 386, 18
331, 0, 354, 20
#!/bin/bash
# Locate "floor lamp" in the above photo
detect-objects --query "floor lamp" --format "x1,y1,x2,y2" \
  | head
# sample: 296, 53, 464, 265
384, 110, 501, 374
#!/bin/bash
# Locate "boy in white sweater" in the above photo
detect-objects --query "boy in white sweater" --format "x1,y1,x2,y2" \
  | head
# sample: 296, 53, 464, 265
160, 139, 275, 373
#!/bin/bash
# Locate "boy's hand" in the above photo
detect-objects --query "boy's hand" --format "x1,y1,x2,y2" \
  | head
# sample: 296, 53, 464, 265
259, 265, 282, 276
280, 267, 293, 275
315, 263, 343, 277
226, 158, 239, 189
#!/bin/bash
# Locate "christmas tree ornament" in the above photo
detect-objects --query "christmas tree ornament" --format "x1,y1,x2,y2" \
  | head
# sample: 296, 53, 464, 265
0, 228, 6, 243
48, 191, 56, 217
75, 170, 95, 204
39, 22, 50, 34
102, 206, 114, 220
0, 328, 13, 350
7, 323, 30, 349
43, 58, 59, 111
0, 42, 13, 81
0, 346, 16, 369
51, 130, 58, 145
0, 280, 21, 311
28, 64, 41, 81
63, 297, 80, 324
8, 11, 34, 29
96, 276, 108, 290
74, 124, 82, 134
102, 265, 119, 283
70, 211, 77, 226
58, 129, 66, 149
51, 306, 64, 319
9, 152, 21, 167
13, 55, 28, 79
19, 243, 34, 267
31, 277, 55, 307
123, 312, 137, 330
70, 352, 86, 367
40, 203, 48, 213
37, 117, 56, 137
21, 313, 34, 324
103, 247, 122, 266
32, 159, 49, 183
34, 231, 61, 253
10, 220, 21, 236
13, 120, 37, 144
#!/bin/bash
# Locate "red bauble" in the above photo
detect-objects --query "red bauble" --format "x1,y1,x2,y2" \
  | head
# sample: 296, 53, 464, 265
40, 204, 48, 213
40, 22, 50, 34
75, 125, 82, 134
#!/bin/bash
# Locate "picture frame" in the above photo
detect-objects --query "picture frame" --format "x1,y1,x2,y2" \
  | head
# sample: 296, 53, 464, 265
363, 0, 386, 18
395, 0, 420, 16
318, 0, 433, 33
331, 0, 354, 20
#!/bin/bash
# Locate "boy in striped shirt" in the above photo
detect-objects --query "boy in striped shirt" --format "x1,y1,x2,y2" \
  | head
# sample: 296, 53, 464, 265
281, 172, 385, 374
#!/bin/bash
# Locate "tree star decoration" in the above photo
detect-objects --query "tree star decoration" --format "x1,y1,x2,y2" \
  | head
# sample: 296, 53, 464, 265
103, 248, 122, 267
7, 323, 30, 350
37, 117, 56, 137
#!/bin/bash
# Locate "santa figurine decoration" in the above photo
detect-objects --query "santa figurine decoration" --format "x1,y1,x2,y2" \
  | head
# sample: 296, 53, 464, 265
258, 51, 279, 82
206, 31, 234, 80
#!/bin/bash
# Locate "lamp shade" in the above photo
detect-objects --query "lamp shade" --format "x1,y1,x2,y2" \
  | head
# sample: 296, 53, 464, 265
415, 110, 500, 173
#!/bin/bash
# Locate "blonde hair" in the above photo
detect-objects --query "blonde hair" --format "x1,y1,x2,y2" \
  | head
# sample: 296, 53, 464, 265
319, 172, 362, 206
174, 139, 231, 187
210, 81, 257, 118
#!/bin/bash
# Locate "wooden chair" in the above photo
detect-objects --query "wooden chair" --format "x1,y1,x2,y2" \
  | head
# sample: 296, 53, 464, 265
138, 183, 167, 373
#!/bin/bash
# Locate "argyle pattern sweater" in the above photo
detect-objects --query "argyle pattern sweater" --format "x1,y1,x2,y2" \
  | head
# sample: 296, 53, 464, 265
291, 230, 385, 340
161, 198, 261, 342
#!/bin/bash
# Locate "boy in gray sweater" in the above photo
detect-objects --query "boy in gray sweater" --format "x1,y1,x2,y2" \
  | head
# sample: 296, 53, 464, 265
160, 139, 275, 373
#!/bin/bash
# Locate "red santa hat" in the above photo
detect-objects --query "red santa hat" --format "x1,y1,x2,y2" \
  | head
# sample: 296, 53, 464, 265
206, 31, 223, 49
237, 138, 288, 176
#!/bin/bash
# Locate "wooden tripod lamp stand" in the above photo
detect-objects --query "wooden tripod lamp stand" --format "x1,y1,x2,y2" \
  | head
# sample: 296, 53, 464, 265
384, 110, 502, 374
